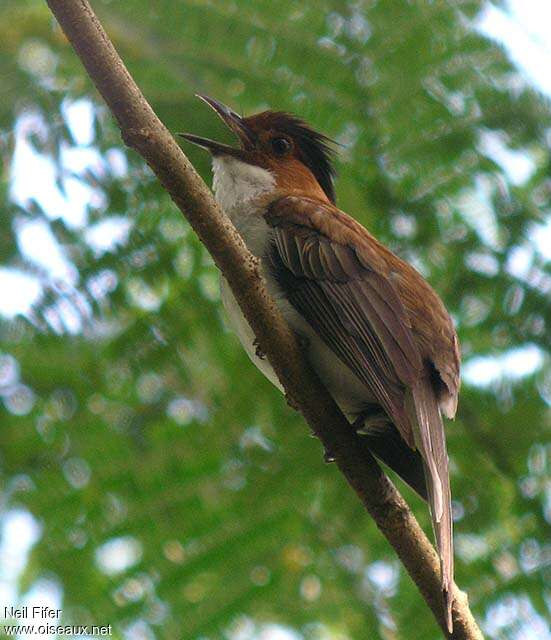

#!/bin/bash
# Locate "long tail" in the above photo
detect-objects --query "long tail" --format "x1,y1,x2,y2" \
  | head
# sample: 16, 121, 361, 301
410, 379, 454, 633
359, 422, 428, 500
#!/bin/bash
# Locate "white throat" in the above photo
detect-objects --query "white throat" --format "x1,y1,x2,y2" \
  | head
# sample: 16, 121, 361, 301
212, 156, 275, 216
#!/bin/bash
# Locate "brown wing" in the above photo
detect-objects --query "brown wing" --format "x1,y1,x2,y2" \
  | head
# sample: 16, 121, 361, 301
267, 220, 422, 442
266, 195, 460, 413
265, 195, 458, 629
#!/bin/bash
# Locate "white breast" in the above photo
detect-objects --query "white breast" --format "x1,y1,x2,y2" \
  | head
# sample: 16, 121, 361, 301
212, 156, 277, 257
220, 275, 372, 419
220, 276, 283, 391
213, 155, 373, 419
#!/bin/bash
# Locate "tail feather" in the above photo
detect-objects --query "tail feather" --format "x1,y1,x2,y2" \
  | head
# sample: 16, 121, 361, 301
410, 380, 454, 633
359, 422, 428, 500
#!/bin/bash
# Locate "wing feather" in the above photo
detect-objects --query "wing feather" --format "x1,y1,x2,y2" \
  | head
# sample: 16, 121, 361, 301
265, 195, 458, 629
270, 218, 421, 442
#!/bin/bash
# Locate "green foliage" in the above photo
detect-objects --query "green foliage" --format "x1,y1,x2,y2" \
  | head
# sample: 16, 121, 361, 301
1, 1, 550, 638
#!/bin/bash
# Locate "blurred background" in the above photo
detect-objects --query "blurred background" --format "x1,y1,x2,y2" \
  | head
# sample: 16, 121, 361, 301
0, 1, 550, 638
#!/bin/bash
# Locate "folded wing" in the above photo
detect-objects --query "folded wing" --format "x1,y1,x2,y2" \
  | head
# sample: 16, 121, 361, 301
265, 195, 457, 629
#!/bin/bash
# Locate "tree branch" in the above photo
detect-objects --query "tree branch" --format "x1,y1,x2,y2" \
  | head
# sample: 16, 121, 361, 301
44, 1, 483, 638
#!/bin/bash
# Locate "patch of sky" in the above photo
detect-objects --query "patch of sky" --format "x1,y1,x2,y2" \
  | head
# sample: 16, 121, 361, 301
0, 509, 42, 608
478, 129, 535, 187
2, 99, 129, 320
463, 344, 544, 387
477, 0, 551, 99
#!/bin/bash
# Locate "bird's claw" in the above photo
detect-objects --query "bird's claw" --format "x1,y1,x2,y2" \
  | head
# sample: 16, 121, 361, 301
253, 338, 266, 360
308, 429, 336, 463
353, 408, 390, 435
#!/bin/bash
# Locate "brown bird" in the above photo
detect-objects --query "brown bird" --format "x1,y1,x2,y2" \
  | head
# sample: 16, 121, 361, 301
181, 95, 461, 630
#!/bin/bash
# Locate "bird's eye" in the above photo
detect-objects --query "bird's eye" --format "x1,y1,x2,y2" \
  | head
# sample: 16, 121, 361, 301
271, 137, 292, 155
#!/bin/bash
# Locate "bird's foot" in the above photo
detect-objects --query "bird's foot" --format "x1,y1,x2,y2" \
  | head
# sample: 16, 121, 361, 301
253, 337, 265, 360
353, 407, 390, 435
306, 429, 336, 463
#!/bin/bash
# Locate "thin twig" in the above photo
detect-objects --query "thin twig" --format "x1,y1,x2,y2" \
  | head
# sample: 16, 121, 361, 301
44, 1, 483, 637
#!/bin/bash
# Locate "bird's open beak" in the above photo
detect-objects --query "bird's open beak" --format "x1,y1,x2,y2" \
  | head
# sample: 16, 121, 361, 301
178, 94, 254, 156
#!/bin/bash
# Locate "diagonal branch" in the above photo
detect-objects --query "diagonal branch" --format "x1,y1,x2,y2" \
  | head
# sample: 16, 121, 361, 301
44, 1, 483, 638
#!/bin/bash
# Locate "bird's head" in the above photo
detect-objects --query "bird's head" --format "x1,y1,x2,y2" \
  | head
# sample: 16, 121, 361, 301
180, 95, 337, 204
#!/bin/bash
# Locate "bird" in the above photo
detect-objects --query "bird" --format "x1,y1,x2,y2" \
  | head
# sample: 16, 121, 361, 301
180, 94, 461, 631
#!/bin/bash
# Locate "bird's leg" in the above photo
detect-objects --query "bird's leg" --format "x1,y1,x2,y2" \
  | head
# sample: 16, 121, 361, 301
253, 337, 265, 360
255, 332, 309, 362
353, 406, 391, 435
324, 407, 388, 465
